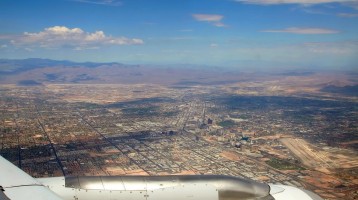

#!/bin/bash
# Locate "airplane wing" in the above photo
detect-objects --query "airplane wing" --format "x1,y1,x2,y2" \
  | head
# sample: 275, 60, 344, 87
1, 155, 323, 200
0, 156, 63, 200
270, 184, 323, 200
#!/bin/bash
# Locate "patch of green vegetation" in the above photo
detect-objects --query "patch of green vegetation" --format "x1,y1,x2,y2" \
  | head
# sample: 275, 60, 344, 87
266, 158, 305, 170
218, 120, 236, 128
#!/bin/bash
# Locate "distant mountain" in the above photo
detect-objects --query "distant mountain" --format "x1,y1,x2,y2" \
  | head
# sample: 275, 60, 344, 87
0, 58, 241, 85
0, 58, 122, 74
321, 85, 358, 97
0, 58, 355, 89
275, 71, 315, 76
17, 80, 43, 86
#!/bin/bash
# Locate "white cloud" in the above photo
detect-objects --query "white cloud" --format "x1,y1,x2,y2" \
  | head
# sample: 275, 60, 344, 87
262, 27, 339, 34
24, 47, 34, 52
210, 43, 219, 48
300, 7, 327, 15
192, 14, 223, 22
72, 0, 122, 6
213, 22, 226, 27
0, 44, 7, 48
10, 26, 144, 50
235, 0, 357, 5
337, 13, 358, 17
344, 1, 358, 9
192, 14, 227, 27
168, 37, 194, 41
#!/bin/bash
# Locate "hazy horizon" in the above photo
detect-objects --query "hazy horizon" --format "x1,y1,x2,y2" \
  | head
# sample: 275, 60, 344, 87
0, 0, 357, 71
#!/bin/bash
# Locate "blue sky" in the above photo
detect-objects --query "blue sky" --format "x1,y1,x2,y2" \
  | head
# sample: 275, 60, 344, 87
0, 0, 357, 70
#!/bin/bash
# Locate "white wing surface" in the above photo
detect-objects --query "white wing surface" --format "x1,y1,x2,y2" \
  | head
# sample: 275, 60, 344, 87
0, 156, 63, 200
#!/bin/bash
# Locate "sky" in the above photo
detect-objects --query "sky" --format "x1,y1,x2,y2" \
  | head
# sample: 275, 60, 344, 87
0, 0, 358, 70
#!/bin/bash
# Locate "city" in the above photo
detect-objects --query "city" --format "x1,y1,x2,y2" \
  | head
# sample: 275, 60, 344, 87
0, 78, 357, 199
1, 1, 358, 199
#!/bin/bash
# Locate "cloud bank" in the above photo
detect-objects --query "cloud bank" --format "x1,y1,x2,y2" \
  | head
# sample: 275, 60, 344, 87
10, 26, 144, 50
304, 41, 358, 54
262, 27, 339, 34
235, 0, 357, 5
72, 0, 122, 6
